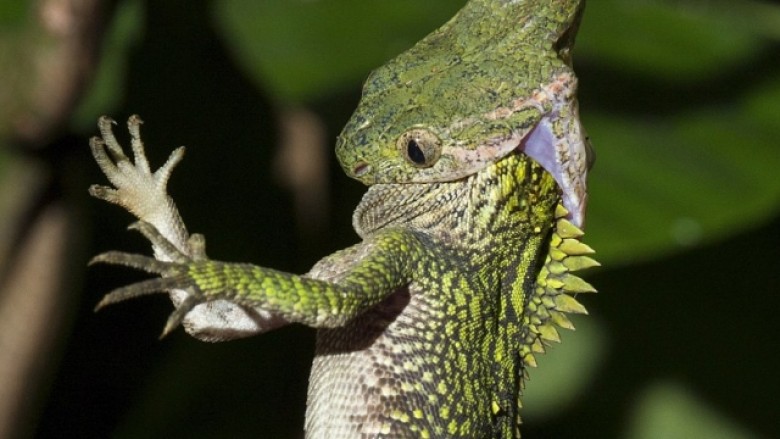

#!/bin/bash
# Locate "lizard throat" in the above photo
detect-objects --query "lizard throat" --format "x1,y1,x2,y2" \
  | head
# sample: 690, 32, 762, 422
352, 152, 559, 244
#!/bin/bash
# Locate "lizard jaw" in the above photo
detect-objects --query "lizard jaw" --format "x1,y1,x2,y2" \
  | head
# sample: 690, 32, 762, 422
519, 116, 590, 229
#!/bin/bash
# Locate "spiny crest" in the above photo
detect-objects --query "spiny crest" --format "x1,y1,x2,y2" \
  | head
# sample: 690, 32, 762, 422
519, 203, 598, 371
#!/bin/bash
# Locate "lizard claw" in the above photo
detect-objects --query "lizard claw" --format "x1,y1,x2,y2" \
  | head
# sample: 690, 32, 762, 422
160, 294, 200, 339
90, 221, 211, 337
94, 276, 189, 312
89, 116, 257, 340
89, 250, 176, 274
88, 183, 121, 205
91, 244, 208, 338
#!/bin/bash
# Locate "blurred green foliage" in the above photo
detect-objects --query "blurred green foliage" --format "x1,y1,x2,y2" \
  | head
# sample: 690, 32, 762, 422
42, 0, 780, 438
213, 0, 465, 102
626, 382, 759, 439
75, 0, 780, 264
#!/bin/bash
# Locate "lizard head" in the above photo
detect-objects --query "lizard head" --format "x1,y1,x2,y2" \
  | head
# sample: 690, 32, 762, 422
336, 0, 591, 226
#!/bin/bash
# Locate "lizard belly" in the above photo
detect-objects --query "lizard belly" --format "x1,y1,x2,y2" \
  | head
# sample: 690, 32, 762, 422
305, 283, 496, 438
306, 286, 418, 438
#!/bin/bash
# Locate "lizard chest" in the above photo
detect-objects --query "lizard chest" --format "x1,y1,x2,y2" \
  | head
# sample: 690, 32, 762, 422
305, 247, 513, 438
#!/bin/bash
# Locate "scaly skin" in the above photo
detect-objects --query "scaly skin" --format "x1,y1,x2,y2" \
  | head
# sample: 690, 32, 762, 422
337, 0, 591, 226
89, 0, 595, 437
307, 154, 568, 437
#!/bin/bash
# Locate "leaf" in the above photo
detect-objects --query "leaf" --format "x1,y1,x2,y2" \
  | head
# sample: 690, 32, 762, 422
577, 0, 764, 83
584, 75, 780, 264
213, 0, 465, 103
626, 382, 760, 439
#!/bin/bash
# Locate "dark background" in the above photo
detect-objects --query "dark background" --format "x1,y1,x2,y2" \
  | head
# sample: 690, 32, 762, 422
0, 0, 778, 437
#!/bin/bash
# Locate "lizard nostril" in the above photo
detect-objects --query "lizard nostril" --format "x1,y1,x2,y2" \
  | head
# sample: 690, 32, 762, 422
353, 162, 371, 177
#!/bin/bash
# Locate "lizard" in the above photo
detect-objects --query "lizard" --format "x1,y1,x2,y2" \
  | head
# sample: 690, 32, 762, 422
88, 0, 596, 437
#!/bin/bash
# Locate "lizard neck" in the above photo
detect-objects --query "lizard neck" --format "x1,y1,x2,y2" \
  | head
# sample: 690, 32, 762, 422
353, 152, 559, 248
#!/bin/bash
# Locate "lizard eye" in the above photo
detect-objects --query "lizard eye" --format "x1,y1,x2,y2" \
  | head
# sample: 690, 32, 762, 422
397, 129, 441, 168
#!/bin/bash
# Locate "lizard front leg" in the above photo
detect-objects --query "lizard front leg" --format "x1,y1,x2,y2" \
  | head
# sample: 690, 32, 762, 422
91, 221, 422, 337
89, 116, 286, 341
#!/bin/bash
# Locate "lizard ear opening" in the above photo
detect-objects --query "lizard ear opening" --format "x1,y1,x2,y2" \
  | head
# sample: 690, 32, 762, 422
397, 129, 441, 168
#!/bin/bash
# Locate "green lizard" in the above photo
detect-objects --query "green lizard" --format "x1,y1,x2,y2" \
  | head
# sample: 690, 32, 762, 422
89, 0, 596, 437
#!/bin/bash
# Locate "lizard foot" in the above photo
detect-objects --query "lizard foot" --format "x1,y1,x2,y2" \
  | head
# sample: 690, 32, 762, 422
89, 115, 186, 239
92, 221, 210, 338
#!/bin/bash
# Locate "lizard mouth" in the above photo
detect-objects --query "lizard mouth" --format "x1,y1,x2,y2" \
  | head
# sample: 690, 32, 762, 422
518, 117, 592, 229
